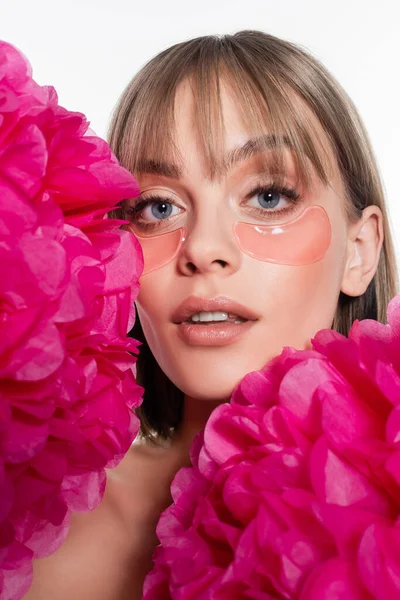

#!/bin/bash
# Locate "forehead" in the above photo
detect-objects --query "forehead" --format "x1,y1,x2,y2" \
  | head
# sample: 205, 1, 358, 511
172, 80, 260, 176
174, 79, 248, 142
137, 78, 339, 189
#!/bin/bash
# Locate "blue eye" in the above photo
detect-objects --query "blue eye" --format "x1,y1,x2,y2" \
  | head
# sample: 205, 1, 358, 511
246, 184, 300, 213
139, 198, 181, 222
150, 201, 173, 219
124, 195, 183, 231
257, 190, 281, 209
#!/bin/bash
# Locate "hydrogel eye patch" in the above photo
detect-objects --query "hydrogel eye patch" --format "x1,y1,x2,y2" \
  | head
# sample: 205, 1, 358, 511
136, 228, 187, 275
233, 205, 331, 265
136, 206, 331, 275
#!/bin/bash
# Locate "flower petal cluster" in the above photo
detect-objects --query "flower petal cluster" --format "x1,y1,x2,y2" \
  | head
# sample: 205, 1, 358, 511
0, 41, 144, 599
144, 296, 400, 600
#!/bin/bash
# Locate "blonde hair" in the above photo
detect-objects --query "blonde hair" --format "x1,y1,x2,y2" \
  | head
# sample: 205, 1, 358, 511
108, 30, 398, 439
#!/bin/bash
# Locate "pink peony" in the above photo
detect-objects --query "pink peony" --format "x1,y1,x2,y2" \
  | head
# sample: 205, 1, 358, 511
0, 41, 144, 599
143, 295, 400, 600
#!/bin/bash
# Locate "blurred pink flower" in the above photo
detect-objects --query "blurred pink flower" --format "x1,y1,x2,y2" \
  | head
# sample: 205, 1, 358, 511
143, 295, 400, 600
0, 41, 143, 599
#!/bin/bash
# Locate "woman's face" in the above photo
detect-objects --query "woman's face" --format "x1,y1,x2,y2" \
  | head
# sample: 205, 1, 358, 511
130, 82, 351, 402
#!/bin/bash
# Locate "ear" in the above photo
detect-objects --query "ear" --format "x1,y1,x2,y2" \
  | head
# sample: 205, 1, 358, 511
340, 205, 384, 297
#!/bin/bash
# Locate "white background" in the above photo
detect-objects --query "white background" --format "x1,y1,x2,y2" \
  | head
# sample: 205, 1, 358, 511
2, 0, 399, 276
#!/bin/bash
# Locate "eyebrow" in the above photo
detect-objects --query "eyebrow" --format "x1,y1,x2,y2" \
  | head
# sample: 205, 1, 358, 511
136, 158, 182, 179
137, 134, 291, 180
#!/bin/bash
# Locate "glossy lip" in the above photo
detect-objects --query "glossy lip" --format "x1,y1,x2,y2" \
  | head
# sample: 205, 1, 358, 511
177, 320, 256, 347
171, 295, 260, 324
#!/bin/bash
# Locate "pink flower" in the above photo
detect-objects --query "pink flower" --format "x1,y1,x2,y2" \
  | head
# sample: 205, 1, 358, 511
143, 295, 400, 599
0, 41, 143, 599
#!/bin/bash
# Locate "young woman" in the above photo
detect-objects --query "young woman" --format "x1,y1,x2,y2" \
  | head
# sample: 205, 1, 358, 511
24, 30, 398, 600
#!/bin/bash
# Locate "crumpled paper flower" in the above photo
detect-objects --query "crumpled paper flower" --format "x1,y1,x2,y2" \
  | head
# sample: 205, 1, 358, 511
143, 295, 400, 600
0, 41, 144, 599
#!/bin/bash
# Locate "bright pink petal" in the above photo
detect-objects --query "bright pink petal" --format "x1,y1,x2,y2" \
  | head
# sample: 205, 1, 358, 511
144, 297, 400, 598
0, 40, 143, 599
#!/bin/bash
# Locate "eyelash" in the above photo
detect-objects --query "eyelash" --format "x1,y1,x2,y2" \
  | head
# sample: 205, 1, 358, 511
124, 182, 302, 232
124, 192, 180, 232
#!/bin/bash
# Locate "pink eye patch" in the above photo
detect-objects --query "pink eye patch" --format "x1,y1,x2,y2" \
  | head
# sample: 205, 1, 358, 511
136, 205, 331, 275
135, 228, 187, 275
234, 205, 331, 265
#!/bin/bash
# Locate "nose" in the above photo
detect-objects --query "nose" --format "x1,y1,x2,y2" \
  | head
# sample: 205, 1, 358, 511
176, 208, 242, 277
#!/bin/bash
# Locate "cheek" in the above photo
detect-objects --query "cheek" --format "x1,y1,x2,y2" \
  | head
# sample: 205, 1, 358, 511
135, 270, 176, 357
250, 215, 348, 338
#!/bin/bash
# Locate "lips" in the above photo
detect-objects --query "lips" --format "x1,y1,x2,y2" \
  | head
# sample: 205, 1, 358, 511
171, 295, 259, 324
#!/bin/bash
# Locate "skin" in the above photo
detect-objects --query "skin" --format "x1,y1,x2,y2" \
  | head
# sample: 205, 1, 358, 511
23, 80, 383, 600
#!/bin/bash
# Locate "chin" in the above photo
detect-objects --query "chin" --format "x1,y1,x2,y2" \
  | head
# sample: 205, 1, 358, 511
170, 365, 253, 403
158, 341, 282, 402
178, 382, 234, 403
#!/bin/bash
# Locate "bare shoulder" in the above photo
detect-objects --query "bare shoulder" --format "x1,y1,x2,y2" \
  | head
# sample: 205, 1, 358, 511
23, 437, 177, 600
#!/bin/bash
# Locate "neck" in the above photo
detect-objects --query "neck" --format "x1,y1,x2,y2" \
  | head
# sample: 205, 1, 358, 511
171, 395, 224, 462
